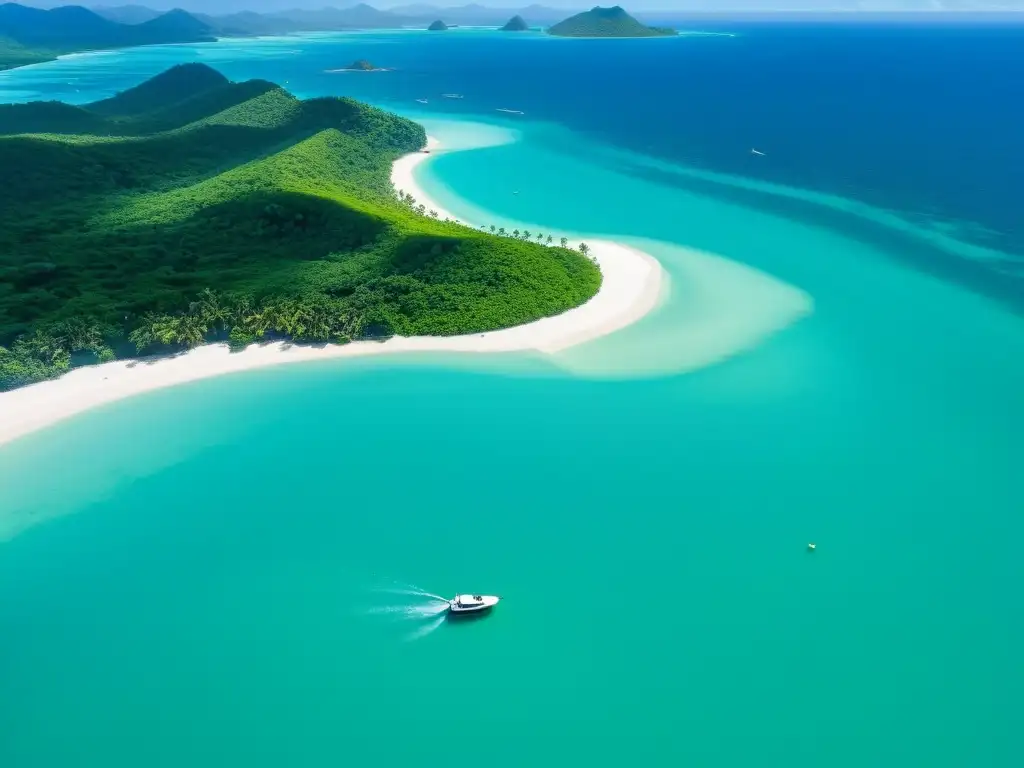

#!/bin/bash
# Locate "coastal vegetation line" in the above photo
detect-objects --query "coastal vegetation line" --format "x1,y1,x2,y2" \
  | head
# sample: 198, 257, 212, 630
0, 63, 601, 391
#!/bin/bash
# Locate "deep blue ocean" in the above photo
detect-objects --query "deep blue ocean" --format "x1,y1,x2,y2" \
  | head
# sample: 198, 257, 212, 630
1, 21, 1023, 768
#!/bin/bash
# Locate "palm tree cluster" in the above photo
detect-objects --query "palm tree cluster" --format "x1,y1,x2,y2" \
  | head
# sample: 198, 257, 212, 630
394, 190, 593, 253
127, 288, 363, 353
396, 197, 593, 257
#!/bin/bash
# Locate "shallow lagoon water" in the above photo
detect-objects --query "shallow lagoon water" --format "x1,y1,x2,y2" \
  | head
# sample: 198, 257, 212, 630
1, 26, 1023, 767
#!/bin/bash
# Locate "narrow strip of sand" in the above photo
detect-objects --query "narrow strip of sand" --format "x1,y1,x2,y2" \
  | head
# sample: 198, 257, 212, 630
0, 135, 664, 448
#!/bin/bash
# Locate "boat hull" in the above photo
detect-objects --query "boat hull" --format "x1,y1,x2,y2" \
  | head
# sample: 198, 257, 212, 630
447, 604, 494, 618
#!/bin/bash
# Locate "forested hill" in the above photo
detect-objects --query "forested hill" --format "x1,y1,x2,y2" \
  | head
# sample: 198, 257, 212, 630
0, 64, 601, 391
547, 6, 676, 38
0, 3, 215, 70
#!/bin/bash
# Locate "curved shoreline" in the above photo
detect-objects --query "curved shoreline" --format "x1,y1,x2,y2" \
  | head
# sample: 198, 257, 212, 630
0, 136, 664, 449
391, 136, 665, 353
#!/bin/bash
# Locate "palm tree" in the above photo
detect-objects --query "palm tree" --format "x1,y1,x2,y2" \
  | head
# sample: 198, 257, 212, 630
244, 305, 273, 338
129, 315, 160, 351
429, 209, 438, 218
193, 288, 227, 328
560, 237, 568, 248
489, 225, 496, 233
417, 204, 426, 215
536, 233, 544, 243
498, 227, 506, 236
546, 235, 553, 245
513, 229, 520, 239
523, 230, 531, 240
579, 242, 590, 257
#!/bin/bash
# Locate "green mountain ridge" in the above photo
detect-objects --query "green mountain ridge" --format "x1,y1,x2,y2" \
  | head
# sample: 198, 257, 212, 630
547, 5, 677, 38
0, 3, 215, 70
0, 64, 601, 391
87, 62, 230, 117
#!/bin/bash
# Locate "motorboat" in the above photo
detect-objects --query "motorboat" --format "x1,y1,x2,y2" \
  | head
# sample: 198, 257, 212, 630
496, 108, 524, 115
448, 594, 500, 615
416, 98, 428, 104
441, 93, 464, 99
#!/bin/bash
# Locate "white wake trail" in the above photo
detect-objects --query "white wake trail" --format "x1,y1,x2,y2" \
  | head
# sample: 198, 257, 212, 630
404, 612, 448, 642
372, 583, 450, 603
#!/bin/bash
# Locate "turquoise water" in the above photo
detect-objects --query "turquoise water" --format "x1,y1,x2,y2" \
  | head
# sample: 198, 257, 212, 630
2, 28, 1024, 767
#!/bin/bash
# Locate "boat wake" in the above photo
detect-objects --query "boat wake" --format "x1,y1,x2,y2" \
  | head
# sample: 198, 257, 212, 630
404, 612, 448, 642
373, 584, 449, 602
364, 582, 450, 641
366, 602, 448, 620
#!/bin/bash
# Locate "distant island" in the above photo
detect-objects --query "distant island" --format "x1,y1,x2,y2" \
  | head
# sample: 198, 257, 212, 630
547, 6, 677, 38
427, 19, 448, 31
0, 63, 601, 391
500, 15, 530, 32
335, 59, 391, 72
0, 3, 215, 70
0, 3, 591, 72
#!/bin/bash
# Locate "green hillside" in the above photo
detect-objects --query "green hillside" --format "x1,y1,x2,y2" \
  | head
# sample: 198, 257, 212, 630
0, 64, 601, 391
87, 62, 230, 117
0, 35, 53, 70
547, 6, 676, 38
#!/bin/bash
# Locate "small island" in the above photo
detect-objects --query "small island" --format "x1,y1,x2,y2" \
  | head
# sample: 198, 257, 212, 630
547, 6, 677, 38
500, 15, 530, 32
427, 20, 448, 31
343, 60, 377, 71
325, 60, 392, 73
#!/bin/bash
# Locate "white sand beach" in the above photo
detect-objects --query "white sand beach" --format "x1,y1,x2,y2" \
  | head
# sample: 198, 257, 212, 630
0, 135, 664, 448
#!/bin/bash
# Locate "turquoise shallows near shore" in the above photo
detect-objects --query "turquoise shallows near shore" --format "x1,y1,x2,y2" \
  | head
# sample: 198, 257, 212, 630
2, 28, 1023, 768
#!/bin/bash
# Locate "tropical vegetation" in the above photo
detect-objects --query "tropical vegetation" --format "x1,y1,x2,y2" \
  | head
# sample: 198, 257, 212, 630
0, 35, 51, 71
0, 63, 601, 391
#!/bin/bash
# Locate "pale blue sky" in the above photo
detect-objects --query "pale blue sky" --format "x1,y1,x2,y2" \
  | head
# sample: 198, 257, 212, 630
19, 0, 1024, 13
369, 0, 1020, 9
324, 1, 1019, 9
72, 0, 1024, 11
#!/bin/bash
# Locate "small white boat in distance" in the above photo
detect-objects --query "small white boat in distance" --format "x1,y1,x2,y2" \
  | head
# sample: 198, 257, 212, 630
496, 108, 524, 115
751, 148, 766, 156
415, 98, 428, 104
441, 93, 464, 99
448, 594, 500, 615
